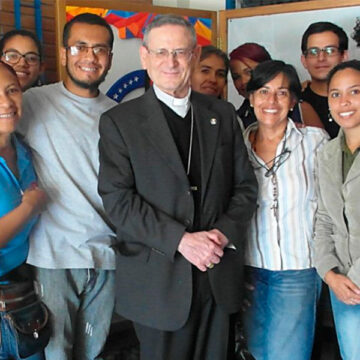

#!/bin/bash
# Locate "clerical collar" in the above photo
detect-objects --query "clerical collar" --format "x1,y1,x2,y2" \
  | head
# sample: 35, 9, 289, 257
153, 84, 191, 118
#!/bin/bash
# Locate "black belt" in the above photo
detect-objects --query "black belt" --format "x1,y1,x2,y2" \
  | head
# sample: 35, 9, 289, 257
0, 281, 37, 312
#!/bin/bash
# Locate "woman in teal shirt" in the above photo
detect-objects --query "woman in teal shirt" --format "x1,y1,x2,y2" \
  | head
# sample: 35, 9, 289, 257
0, 61, 47, 360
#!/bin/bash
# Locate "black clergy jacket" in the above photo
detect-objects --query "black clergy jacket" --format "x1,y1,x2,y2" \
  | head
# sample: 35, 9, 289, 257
98, 88, 258, 331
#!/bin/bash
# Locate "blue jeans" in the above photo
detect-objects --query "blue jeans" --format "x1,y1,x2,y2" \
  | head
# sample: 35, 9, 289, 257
243, 267, 321, 360
0, 313, 44, 360
330, 289, 360, 360
33, 268, 115, 360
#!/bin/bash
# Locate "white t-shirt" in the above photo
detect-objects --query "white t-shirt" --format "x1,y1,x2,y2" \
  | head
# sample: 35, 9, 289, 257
19, 82, 117, 269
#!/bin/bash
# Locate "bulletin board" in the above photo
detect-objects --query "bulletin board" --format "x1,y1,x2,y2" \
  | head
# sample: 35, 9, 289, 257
55, 0, 217, 103
219, 0, 360, 107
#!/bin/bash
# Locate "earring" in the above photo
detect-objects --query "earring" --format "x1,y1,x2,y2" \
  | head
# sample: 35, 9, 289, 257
328, 109, 333, 122
290, 108, 293, 111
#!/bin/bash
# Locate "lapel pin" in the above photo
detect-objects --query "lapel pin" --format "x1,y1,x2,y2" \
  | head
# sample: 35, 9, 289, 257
210, 118, 217, 125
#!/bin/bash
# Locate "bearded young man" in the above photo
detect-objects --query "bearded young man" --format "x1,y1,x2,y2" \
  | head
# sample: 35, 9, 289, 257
18, 13, 117, 360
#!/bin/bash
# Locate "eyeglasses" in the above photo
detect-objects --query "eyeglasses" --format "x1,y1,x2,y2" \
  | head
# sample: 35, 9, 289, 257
66, 45, 111, 57
2, 50, 40, 65
146, 47, 193, 61
304, 46, 340, 58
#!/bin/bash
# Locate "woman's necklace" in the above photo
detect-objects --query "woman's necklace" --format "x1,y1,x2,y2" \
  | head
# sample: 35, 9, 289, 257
250, 126, 290, 177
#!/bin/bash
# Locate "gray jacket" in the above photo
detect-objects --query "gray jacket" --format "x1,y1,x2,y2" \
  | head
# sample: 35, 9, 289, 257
315, 131, 360, 287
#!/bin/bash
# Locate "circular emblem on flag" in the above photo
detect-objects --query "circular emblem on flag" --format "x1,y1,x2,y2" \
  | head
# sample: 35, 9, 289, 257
106, 69, 146, 103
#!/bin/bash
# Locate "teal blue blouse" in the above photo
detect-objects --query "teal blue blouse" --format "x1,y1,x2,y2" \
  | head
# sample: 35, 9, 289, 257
0, 134, 38, 277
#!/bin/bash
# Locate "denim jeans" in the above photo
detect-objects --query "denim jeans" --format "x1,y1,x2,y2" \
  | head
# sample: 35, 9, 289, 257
243, 267, 321, 360
0, 313, 44, 360
330, 289, 360, 360
33, 268, 115, 360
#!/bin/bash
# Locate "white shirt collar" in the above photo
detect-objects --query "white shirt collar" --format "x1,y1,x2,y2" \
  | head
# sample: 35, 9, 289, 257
153, 84, 191, 118
244, 118, 303, 153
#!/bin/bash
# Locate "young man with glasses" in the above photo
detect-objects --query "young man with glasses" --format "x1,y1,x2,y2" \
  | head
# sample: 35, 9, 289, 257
301, 22, 348, 138
98, 14, 258, 360
0, 29, 43, 91
17, 13, 116, 360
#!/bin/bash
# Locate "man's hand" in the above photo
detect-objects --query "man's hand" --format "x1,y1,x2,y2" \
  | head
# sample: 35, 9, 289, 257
325, 270, 360, 305
178, 231, 224, 271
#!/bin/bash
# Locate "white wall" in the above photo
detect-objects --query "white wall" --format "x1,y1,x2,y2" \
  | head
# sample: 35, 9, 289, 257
227, 5, 360, 108
153, 0, 225, 11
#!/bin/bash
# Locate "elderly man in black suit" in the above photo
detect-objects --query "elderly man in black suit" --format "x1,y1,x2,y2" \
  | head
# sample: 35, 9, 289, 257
98, 14, 258, 360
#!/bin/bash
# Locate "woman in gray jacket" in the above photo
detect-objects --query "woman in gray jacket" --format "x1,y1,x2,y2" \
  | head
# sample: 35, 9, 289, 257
315, 60, 360, 360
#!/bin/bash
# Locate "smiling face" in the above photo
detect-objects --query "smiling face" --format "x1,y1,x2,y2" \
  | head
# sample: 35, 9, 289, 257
230, 57, 259, 98
1, 35, 42, 91
0, 64, 22, 141
301, 31, 347, 82
250, 72, 295, 129
61, 22, 112, 97
191, 54, 227, 97
328, 68, 360, 132
140, 24, 199, 98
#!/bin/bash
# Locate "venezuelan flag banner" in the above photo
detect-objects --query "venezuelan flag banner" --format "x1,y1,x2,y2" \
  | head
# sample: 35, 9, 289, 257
66, 7, 212, 45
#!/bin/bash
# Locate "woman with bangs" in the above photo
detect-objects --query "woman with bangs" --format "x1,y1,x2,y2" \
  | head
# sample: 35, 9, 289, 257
242, 60, 328, 360
230, 42, 323, 131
